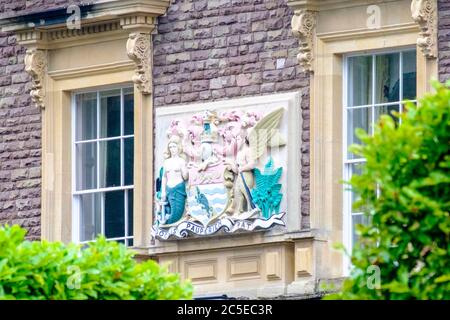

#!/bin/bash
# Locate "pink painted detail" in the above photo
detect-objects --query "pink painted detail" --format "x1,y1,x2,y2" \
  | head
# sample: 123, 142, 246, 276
166, 119, 186, 138
184, 124, 203, 162
242, 111, 262, 128
219, 110, 244, 122
184, 142, 202, 163
187, 124, 203, 142
189, 162, 226, 186
190, 114, 203, 125
216, 121, 242, 159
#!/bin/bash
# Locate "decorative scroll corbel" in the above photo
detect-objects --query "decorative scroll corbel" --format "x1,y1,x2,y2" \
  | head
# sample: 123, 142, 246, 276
291, 9, 318, 73
126, 32, 152, 94
411, 0, 437, 59
24, 49, 47, 109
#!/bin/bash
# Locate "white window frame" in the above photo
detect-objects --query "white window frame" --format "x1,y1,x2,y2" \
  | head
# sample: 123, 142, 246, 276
71, 85, 134, 246
342, 47, 417, 273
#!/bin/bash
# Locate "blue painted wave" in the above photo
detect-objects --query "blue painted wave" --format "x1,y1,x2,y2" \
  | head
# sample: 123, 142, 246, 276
189, 209, 207, 216
188, 198, 228, 206
187, 193, 228, 201
189, 187, 226, 196
189, 203, 225, 212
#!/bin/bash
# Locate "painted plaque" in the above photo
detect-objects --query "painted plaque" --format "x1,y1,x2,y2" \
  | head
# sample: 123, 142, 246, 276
152, 97, 295, 240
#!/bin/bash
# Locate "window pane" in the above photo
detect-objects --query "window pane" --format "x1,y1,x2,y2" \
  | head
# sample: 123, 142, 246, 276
347, 56, 372, 107
347, 107, 371, 159
124, 88, 134, 135
75, 92, 97, 141
375, 53, 400, 104
74, 87, 135, 244
402, 51, 417, 101
128, 189, 133, 237
104, 190, 125, 239
352, 214, 370, 245
76, 142, 97, 191
127, 239, 134, 247
99, 139, 121, 188
124, 138, 134, 186
374, 104, 400, 126
80, 193, 101, 242
100, 89, 121, 138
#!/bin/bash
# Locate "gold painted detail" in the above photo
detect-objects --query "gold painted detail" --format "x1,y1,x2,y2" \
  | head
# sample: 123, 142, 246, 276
411, 0, 437, 59
126, 32, 152, 94
24, 49, 47, 109
291, 9, 317, 73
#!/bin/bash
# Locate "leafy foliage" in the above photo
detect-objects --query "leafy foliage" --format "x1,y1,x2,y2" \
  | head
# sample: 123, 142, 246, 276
0, 225, 193, 300
328, 81, 450, 299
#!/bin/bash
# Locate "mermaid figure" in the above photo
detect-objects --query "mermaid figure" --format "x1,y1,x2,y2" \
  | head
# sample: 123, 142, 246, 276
160, 136, 188, 225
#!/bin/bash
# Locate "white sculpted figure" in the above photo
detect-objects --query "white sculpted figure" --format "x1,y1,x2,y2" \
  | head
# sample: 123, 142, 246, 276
160, 136, 189, 225
225, 130, 256, 215
225, 108, 286, 216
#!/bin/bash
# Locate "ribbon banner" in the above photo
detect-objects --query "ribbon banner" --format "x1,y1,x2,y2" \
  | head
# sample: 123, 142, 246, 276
152, 212, 286, 240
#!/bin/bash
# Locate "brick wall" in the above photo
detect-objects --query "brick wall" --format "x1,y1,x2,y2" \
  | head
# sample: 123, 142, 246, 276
0, 2, 37, 239
439, 0, 450, 82
0, 35, 41, 239
152, 0, 311, 228
1, 0, 448, 241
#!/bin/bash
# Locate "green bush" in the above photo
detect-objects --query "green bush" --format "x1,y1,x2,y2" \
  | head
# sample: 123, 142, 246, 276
0, 224, 193, 300
327, 81, 450, 299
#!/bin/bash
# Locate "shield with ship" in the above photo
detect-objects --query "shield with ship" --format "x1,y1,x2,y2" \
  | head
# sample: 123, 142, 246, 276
186, 162, 230, 227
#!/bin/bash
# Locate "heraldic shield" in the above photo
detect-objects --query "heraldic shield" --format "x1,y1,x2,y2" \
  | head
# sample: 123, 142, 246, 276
186, 162, 230, 227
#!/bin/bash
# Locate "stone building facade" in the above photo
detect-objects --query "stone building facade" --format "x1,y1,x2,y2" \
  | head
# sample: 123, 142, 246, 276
0, 0, 445, 298
0, 0, 311, 241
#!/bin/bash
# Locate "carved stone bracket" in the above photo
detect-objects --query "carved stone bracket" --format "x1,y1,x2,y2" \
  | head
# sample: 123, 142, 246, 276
411, 0, 437, 59
291, 9, 318, 73
126, 32, 152, 94
121, 15, 155, 95
24, 49, 47, 109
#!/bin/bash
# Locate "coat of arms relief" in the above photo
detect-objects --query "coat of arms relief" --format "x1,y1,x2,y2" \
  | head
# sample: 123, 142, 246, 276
152, 106, 288, 240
